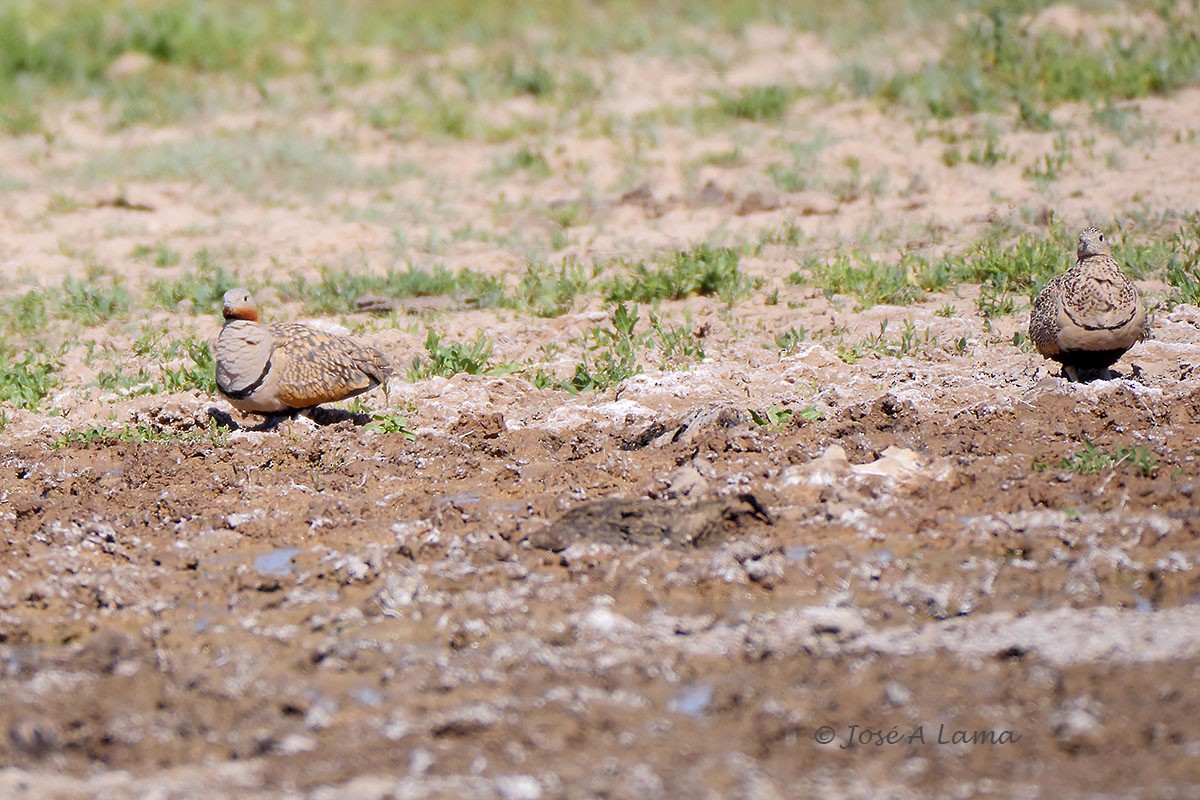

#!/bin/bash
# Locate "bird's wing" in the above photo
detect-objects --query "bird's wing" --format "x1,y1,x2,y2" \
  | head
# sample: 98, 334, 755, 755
1029, 273, 1067, 355
269, 323, 391, 408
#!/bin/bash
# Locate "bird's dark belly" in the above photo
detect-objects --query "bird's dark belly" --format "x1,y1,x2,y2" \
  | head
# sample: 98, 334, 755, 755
1051, 348, 1128, 370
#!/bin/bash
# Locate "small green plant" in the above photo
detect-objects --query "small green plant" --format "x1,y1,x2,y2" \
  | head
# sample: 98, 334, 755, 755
4, 289, 49, 334
749, 405, 794, 428
834, 320, 948, 364
1023, 150, 1071, 187
286, 264, 496, 315
1048, 441, 1160, 477
518, 259, 590, 317
790, 253, 922, 309
495, 145, 551, 179
408, 330, 510, 380
1167, 262, 1200, 306
53, 420, 230, 449
132, 242, 182, 267
160, 337, 217, 393
945, 127, 1011, 167
976, 285, 1017, 318
798, 405, 825, 422
0, 352, 57, 410
649, 313, 704, 368
772, 326, 809, 354
758, 220, 804, 248
366, 411, 417, 439
61, 274, 131, 325
547, 202, 587, 229
712, 84, 798, 122
562, 303, 644, 393
148, 250, 239, 312
1118, 446, 1160, 478
93, 363, 158, 396
606, 244, 751, 306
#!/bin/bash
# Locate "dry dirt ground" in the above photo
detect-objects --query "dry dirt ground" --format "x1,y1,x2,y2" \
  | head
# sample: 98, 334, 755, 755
4, 11, 1200, 800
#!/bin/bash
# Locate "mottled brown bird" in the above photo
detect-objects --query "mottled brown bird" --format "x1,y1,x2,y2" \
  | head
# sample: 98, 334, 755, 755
215, 288, 392, 415
1029, 227, 1148, 381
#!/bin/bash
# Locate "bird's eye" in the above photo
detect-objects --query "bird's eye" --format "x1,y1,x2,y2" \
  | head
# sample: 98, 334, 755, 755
1098, 233, 1104, 241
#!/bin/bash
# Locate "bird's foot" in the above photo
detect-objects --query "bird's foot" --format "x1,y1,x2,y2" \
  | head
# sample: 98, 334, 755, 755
1062, 366, 1117, 383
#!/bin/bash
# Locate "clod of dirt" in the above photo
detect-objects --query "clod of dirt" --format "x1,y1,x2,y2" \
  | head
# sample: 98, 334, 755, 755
527, 493, 772, 551
354, 294, 396, 314
851, 445, 928, 481
736, 190, 781, 215
451, 412, 506, 439
75, 628, 146, 675
650, 405, 750, 450
790, 190, 839, 215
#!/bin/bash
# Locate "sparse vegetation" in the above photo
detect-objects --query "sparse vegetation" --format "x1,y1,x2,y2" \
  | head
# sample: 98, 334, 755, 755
285, 264, 500, 315
712, 83, 799, 122
606, 245, 753, 306
408, 330, 512, 380
0, 352, 57, 410
147, 250, 240, 313
52, 419, 230, 449
61, 273, 131, 325
366, 411, 417, 438
518, 259, 590, 317
1037, 441, 1160, 478
559, 302, 644, 393
831, 320, 968, 364
789, 253, 923, 309
859, 4, 1200, 123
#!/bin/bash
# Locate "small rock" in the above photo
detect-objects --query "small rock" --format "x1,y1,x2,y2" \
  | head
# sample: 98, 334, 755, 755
791, 190, 839, 215
662, 463, 709, 498
884, 682, 912, 707
1052, 697, 1105, 753
226, 512, 260, 530
743, 553, 786, 589
496, 775, 543, 800
409, 747, 435, 775
9, 716, 59, 757
668, 684, 714, 717
737, 190, 781, 215
694, 180, 730, 206
355, 294, 395, 313
852, 445, 922, 480
275, 733, 316, 754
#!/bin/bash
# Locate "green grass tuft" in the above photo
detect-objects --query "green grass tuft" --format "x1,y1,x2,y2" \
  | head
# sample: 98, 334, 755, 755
606, 244, 752, 306
861, 4, 1200, 122
0, 351, 57, 410
147, 249, 240, 313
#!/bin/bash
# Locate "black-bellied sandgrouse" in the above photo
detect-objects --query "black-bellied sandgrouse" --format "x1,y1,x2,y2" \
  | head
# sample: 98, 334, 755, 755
1029, 227, 1147, 381
215, 288, 392, 415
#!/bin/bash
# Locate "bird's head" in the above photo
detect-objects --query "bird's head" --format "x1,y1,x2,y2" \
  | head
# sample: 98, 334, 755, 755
222, 288, 259, 322
1077, 226, 1112, 259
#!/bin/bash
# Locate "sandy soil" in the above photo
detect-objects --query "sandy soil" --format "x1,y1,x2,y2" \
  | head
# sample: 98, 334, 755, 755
3, 17, 1200, 799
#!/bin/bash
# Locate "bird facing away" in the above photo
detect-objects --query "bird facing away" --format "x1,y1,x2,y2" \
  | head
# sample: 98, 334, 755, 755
1029, 227, 1148, 381
215, 288, 393, 415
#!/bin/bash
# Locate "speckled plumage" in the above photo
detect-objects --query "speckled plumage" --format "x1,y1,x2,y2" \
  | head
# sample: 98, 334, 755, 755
1029, 227, 1147, 380
215, 288, 392, 414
